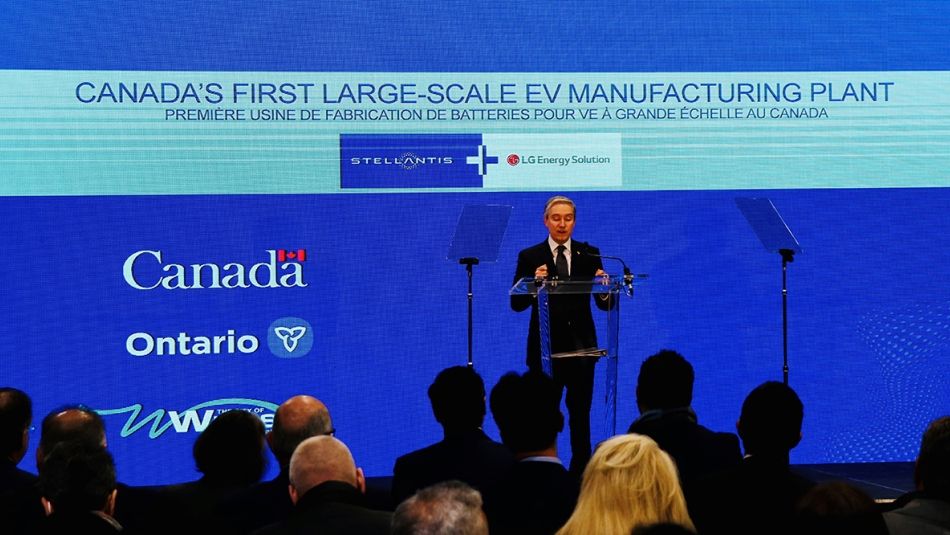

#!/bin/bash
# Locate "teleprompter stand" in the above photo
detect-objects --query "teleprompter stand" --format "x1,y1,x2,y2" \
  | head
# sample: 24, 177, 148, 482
447, 205, 512, 368
736, 198, 802, 385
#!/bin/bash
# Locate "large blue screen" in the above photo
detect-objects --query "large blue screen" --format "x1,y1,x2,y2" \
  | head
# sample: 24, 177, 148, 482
1, 1, 949, 485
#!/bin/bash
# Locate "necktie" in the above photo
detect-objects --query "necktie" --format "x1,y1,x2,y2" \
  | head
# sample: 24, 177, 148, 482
555, 244, 569, 279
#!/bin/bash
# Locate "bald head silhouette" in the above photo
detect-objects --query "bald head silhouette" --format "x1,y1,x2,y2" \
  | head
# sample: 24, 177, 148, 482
268, 395, 332, 468
288, 436, 364, 504
37, 406, 107, 470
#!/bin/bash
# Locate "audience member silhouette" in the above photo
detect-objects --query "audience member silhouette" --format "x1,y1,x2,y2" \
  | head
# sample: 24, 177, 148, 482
556, 434, 695, 535
391, 366, 513, 504
9, 405, 115, 534
392, 480, 489, 535
162, 409, 267, 530
484, 370, 578, 534
0, 387, 38, 534
254, 435, 391, 535
1, 387, 35, 487
884, 415, 950, 535
36, 442, 121, 534
222, 395, 333, 533
688, 381, 814, 535
793, 481, 887, 535
626, 350, 741, 484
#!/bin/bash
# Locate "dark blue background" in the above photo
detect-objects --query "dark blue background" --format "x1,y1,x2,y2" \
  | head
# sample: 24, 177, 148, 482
2, 190, 949, 484
2, 1, 949, 485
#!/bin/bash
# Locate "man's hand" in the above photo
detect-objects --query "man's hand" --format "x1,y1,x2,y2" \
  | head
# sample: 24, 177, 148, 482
534, 264, 549, 278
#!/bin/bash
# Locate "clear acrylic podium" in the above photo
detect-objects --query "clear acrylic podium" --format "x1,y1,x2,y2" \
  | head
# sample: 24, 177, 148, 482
510, 276, 632, 436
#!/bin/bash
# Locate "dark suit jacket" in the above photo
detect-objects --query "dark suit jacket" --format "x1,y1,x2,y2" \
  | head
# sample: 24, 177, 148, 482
483, 459, 579, 535
391, 429, 514, 506
627, 408, 741, 485
687, 455, 815, 535
884, 496, 950, 535
253, 481, 391, 535
511, 239, 607, 369
1, 460, 41, 535
220, 469, 294, 534
160, 477, 252, 534
36, 511, 122, 534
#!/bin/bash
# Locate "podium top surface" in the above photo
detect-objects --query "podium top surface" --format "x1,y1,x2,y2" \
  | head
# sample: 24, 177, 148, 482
510, 276, 639, 295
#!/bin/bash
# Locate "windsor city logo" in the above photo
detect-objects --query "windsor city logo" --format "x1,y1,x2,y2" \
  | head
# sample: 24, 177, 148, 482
96, 398, 279, 438
340, 133, 622, 189
123, 248, 308, 290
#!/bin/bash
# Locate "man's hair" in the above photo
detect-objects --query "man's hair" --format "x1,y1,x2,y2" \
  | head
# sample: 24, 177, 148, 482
543, 195, 576, 218
0, 387, 32, 458
39, 442, 116, 513
269, 396, 333, 467
392, 480, 488, 535
490, 371, 562, 453
289, 435, 358, 497
39, 405, 106, 460
794, 482, 887, 535
916, 415, 950, 499
636, 350, 694, 411
193, 409, 266, 485
738, 381, 804, 456
428, 366, 485, 430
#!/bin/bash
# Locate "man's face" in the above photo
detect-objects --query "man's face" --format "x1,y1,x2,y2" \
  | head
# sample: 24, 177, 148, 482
544, 202, 575, 244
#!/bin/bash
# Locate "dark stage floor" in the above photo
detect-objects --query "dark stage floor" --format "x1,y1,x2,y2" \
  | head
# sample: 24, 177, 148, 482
792, 462, 915, 501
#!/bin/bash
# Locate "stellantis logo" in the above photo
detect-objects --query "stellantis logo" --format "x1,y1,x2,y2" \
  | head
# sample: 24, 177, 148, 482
123, 249, 308, 290
96, 398, 279, 438
267, 317, 314, 358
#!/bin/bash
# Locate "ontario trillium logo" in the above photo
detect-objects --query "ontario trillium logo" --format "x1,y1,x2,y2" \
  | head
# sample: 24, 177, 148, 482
267, 317, 314, 358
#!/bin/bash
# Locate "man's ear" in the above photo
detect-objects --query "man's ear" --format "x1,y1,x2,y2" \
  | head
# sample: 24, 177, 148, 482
289, 484, 299, 505
266, 431, 276, 453
104, 489, 117, 516
355, 467, 366, 494
41, 497, 53, 516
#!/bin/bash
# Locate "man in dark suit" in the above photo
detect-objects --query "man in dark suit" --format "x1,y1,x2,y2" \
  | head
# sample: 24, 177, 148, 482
25, 405, 172, 535
484, 371, 578, 535
254, 436, 391, 535
1, 387, 38, 534
391, 366, 513, 505
222, 395, 334, 534
627, 350, 741, 485
37, 442, 122, 534
392, 481, 488, 535
884, 415, 950, 535
511, 195, 609, 473
1, 388, 35, 494
688, 381, 814, 535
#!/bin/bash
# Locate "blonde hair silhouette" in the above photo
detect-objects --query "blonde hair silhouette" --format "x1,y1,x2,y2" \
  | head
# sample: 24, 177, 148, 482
557, 433, 695, 535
